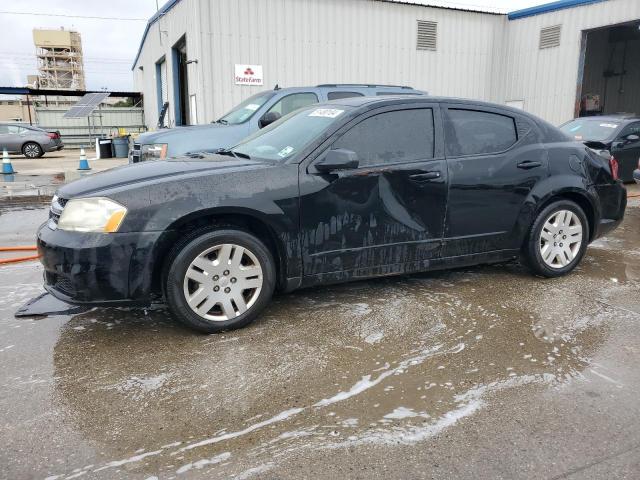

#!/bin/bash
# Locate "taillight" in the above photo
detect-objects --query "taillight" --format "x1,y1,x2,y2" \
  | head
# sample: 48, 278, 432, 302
47, 132, 59, 139
609, 155, 619, 181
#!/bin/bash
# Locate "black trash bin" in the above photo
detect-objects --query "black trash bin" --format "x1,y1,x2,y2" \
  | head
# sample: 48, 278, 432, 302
97, 138, 113, 159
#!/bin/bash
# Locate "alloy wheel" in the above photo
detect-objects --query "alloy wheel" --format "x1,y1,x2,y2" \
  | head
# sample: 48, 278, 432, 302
182, 243, 263, 321
24, 144, 41, 158
539, 209, 583, 269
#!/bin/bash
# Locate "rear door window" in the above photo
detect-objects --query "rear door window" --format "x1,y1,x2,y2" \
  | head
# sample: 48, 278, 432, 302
445, 109, 518, 157
327, 91, 364, 100
333, 108, 435, 167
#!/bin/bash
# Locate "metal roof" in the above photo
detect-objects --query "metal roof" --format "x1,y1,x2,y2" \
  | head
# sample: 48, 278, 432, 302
508, 0, 607, 20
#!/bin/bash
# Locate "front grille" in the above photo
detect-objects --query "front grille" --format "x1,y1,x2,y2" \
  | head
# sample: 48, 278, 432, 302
47, 272, 74, 295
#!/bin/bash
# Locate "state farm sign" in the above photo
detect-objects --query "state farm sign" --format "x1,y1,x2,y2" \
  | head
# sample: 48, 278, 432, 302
234, 64, 263, 86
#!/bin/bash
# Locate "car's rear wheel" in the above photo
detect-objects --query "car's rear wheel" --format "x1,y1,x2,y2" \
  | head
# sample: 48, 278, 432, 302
164, 228, 276, 333
523, 200, 589, 278
22, 142, 43, 158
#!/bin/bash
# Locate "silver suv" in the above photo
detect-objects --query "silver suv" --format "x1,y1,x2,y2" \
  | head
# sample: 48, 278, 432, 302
0, 123, 64, 158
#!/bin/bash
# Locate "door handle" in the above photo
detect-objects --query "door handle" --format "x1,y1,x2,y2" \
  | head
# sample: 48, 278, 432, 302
409, 171, 441, 181
517, 161, 542, 170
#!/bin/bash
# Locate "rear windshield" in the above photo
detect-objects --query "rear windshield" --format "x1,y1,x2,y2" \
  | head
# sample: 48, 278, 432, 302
559, 118, 621, 142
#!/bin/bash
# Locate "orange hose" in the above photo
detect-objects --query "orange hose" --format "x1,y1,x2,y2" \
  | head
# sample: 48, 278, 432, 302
0, 246, 38, 252
0, 246, 40, 265
0, 254, 40, 265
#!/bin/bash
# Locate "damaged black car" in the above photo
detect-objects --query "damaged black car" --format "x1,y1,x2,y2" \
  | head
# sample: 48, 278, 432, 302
37, 96, 627, 333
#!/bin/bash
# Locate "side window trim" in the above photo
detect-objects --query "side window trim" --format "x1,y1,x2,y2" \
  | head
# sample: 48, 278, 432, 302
304, 103, 444, 172
443, 104, 521, 158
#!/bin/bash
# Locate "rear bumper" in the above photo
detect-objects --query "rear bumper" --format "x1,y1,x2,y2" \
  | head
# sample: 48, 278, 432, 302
44, 141, 64, 152
593, 182, 627, 240
37, 224, 163, 306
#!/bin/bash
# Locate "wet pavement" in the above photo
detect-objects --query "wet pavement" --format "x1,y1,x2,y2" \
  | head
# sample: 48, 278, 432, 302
1, 195, 640, 479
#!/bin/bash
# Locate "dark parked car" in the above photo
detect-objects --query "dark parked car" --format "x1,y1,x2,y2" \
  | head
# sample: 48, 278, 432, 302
0, 123, 63, 158
38, 96, 626, 333
130, 84, 426, 163
560, 115, 640, 183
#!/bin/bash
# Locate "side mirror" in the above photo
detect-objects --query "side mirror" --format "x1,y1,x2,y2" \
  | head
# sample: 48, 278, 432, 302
259, 111, 281, 129
626, 134, 640, 143
315, 149, 359, 173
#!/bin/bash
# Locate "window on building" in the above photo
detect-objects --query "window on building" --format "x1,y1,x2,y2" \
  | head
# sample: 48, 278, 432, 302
445, 109, 518, 157
327, 91, 364, 100
333, 109, 435, 167
266, 93, 319, 117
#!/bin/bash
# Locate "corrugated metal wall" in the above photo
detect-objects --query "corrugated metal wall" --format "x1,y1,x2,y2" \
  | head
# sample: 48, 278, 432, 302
498, 0, 640, 125
134, 0, 504, 127
133, 0, 640, 128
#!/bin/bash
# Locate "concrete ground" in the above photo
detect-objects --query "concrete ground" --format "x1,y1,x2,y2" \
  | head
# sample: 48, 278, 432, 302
1, 149, 129, 199
0, 188, 639, 480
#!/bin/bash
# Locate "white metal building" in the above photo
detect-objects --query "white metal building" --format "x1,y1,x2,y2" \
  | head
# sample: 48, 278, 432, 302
132, 0, 640, 128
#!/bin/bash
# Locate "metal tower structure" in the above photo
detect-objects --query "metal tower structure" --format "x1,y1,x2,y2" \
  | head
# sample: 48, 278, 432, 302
33, 28, 86, 91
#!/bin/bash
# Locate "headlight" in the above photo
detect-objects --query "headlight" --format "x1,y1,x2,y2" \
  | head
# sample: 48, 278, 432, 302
58, 197, 127, 233
140, 143, 168, 161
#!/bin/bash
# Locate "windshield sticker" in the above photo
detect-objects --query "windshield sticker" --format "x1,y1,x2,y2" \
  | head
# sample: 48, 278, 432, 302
245, 104, 260, 111
600, 123, 618, 129
278, 146, 294, 157
574, 135, 583, 140
309, 108, 344, 118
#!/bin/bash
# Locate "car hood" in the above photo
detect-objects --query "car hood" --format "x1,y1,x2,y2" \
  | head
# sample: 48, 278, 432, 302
57, 155, 270, 198
137, 123, 251, 156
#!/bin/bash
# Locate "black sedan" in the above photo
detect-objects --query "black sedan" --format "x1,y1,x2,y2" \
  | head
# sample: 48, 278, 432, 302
560, 115, 640, 183
37, 97, 627, 333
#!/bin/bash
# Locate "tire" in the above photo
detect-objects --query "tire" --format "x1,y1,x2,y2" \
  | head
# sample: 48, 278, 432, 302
523, 200, 589, 278
22, 142, 43, 158
164, 227, 276, 333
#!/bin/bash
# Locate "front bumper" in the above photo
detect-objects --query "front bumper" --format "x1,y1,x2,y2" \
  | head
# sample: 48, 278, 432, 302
37, 224, 163, 306
634, 169, 640, 185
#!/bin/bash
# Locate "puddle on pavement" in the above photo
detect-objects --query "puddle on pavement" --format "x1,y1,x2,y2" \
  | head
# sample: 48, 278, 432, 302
45, 266, 627, 479
2, 202, 638, 479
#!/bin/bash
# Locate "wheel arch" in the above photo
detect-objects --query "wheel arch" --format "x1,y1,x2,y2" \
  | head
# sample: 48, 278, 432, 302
530, 187, 598, 243
151, 207, 288, 294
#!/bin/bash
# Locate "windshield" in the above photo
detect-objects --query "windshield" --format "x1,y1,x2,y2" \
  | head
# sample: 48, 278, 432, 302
560, 118, 622, 142
232, 106, 351, 161
216, 91, 275, 125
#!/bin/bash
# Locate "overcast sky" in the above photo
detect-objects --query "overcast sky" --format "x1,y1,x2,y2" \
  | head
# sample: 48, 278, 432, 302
0, 0, 548, 92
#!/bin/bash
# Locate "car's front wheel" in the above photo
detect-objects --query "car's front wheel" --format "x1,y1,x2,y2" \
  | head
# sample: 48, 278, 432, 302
22, 142, 43, 158
523, 200, 589, 278
164, 228, 276, 333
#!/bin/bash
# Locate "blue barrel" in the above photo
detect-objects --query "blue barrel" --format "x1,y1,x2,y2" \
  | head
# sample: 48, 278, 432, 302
111, 136, 130, 158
